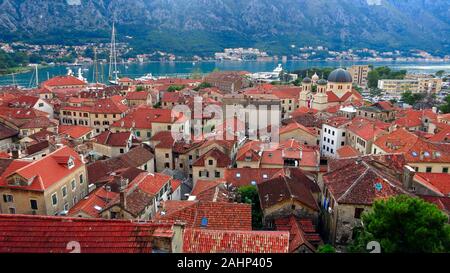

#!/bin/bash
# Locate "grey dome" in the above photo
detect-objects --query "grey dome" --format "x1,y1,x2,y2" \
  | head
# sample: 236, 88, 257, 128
302, 77, 312, 83
328, 68, 353, 83
317, 78, 328, 85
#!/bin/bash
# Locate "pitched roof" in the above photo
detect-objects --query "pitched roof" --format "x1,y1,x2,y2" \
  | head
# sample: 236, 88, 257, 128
111, 106, 182, 129
42, 76, 86, 87
156, 201, 252, 230
257, 169, 320, 211
193, 148, 231, 168
347, 118, 387, 141
68, 187, 119, 218
183, 228, 289, 253
374, 128, 450, 163
0, 214, 174, 253
58, 125, 93, 139
95, 130, 131, 147
414, 173, 450, 196
274, 216, 322, 252
324, 154, 410, 205
0, 124, 18, 140
0, 146, 84, 192
125, 91, 149, 100
337, 145, 361, 158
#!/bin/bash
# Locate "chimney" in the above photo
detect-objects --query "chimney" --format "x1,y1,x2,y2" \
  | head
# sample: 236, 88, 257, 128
402, 165, 416, 191
120, 191, 126, 210
11, 148, 19, 159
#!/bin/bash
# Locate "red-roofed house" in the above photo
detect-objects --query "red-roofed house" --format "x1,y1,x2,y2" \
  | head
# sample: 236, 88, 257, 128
192, 148, 231, 187
41, 75, 87, 91
93, 130, 133, 158
0, 146, 88, 216
125, 91, 152, 107
156, 200, 252, 230
58, 125, 94, 141
280, 121, 319, 146
0, 214, 183, 253
373, 128, 450, 173
110, 106, 189, 141
346, 118, 388, 155
183, 228, 289, 253
413, 173, 450, 197
100, 172, 177, 220
60, 96, 129, 134
8, 95, 54, 118
322, 154, 411, 247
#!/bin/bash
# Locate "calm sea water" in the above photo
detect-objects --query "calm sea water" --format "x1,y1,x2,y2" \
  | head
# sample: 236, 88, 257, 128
1, 60, 449, 88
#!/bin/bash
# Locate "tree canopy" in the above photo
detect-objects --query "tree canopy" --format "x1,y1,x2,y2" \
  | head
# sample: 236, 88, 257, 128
440, 95, 450, 114
238, 185, 263, 230
349, 195, 450, 253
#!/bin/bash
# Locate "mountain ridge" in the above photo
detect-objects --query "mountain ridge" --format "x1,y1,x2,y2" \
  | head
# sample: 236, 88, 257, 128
0, 0, 449, 56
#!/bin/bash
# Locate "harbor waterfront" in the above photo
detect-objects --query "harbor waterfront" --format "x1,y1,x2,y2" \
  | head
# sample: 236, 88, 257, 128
1, 60, 449, 88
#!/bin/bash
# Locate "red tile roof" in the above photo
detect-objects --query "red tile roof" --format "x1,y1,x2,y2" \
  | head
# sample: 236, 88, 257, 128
8, 95, 40, 108
156, 201, 252, 230
68, 187, 118, 218
0, 146, 84, 192
42, 76, 87, 87
111, 106, 183, 130
324, 155, 410, 205
257, 169, 320, 211
274, 216, 322, 252
337, 145, 361, 158
0, 214, 175, 253
414, 173, 450, 196
125, 91, 149, 100
58, 125, 93, 139
95, 130, 131, 147
183, 228, 289, 253
374, 128, 450, 164
193, 148, 231, 168
347, 118, 388, 141
224, 168, 285, 188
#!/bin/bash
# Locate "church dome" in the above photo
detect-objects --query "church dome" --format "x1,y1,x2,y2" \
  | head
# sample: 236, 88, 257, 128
312, 73, 319, 81
317, 78, 328, 85
302, 77, 312, 83
328, 68, 353, 83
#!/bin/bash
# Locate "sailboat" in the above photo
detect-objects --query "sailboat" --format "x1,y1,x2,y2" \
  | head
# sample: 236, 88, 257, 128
108, 22, 120, 85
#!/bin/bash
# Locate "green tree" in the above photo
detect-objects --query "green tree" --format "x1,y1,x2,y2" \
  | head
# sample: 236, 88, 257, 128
194, 82, 212, 91
401, 91, 425, 105
317, 244, 336, 253
136, 86, 144, 92
436, 70, 445, 77
349, 195, 450, 253
238, 186, 263, 230
440, 95, 450, 114
167, 85, 185, 92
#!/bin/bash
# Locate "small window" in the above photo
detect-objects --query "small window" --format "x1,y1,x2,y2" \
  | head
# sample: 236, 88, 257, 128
30, 199, 38, 210
62, 186, 68, 198
64, 203, 69, 211
215, 171, 220, 178
354, 208, 364, 219
165, 153, 170, 159
120, 149, 125, 154
3, 194, 13, 203
9, 208, 15, 214
71, 180, 76, 191
208, 160, 214, 166
443, 167, 449, 173
426, 167, 432, 173
51, 193, 58, 206
79, 174, 84, 184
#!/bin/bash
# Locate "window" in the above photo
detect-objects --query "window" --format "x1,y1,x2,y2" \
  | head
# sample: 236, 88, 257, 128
62, 186, 68, 198
136, 131, 141, 137
64, 203, 69, 211
9, 208, 15, 214
38, 103, 44, 107
426, 167, 432, 173
208, 160, 214, 166
71, 179, 76, 191
167, 125, 172, 130
443, 167, 449, 173
51, 193, 58, 206
198, 171, 202, 177
179, 163, 183, 168
73, 196, 78, 205
215, 171, 220, 178
79, 174, 84, 184
354, 208, 364, 219
165, 153, 170, 159
164, 163, 170, 168
3, 194, 13, 203
120, 148, 125, 154
30, 199, 38, 210
341, 142, 345, 146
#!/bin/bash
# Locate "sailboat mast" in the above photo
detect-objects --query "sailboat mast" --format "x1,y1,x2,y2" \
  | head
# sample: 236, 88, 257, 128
35, 65, 39, 87
109, 23, 115, 80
